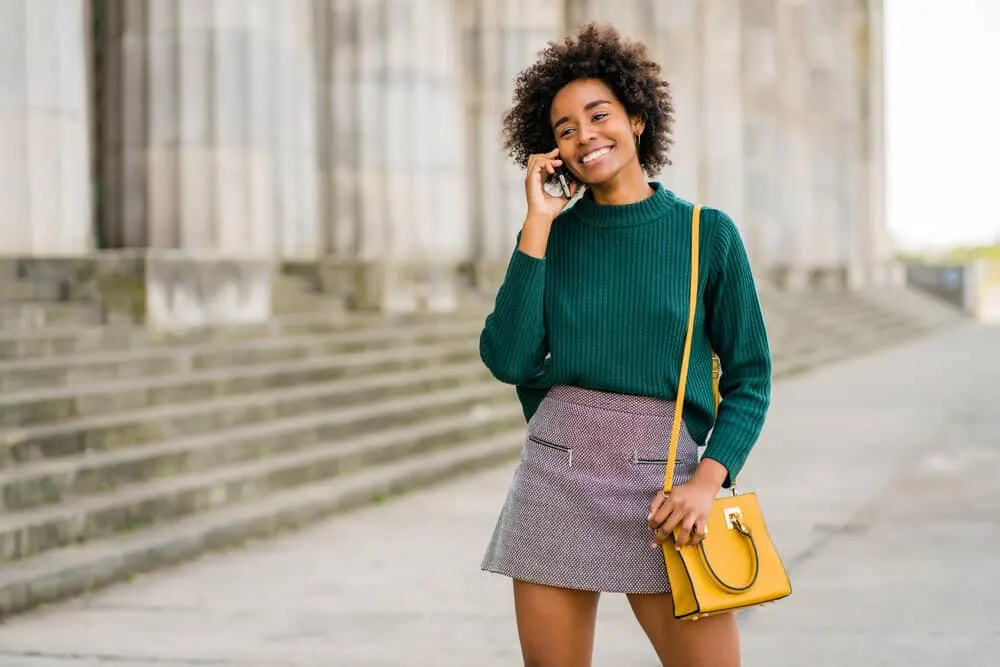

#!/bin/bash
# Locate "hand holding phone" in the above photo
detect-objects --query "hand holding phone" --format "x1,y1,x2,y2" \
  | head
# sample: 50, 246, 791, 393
525, 149, 578, 223
544, 167, 574, 199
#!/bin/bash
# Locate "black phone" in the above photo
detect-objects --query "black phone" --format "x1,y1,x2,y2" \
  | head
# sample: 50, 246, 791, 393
545, 165, 577, 199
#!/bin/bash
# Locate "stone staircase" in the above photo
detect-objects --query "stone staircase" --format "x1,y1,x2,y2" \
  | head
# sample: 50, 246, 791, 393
0, 278, 966, 617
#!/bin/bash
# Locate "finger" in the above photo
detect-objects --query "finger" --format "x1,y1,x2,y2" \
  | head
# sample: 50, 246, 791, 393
651, 522, 673, 545
690, 520, 708, 546
647, 492, 668, 525
674, 514, 698, 548
649, 494, 674, 530
545, 148, 560, 157
658, 504, 687, 536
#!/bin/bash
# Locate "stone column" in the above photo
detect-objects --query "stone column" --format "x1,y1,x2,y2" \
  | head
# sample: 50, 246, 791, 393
565, 0, 649, 41
88, 0, 329, 330
699, 0, 746, 240
460, 0, 563, 277
740, 0, 782, 271
771, 0, 816, 289
856, 0, 896, 288
805, 2, 863, 288
318, 0, 470, 312
0, 0, 93, 256
99, 0, 319, 257
647, 1, 702, 202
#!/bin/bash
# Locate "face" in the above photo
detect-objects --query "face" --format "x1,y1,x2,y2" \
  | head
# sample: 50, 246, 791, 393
549, 78, 644, 186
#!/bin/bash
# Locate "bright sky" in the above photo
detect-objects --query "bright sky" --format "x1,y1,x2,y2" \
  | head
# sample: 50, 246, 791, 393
885, 0, 1000, 251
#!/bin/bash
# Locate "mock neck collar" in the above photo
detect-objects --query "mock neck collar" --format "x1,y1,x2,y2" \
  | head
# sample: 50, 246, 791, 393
568, 181, 675, 228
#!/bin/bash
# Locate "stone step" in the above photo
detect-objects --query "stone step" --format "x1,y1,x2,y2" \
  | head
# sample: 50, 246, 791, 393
0, 284, 962, 622
0, 309, 486, 360
0, 318, 482, 391
859, 287, 968, 329
0, 330, 478, 428
0, 429, 522, 618
0, 280, 64, 302
0, 383, 519, 561
0, 303, 102, 330
0, 361, 495, 511
0, 348, 488, 469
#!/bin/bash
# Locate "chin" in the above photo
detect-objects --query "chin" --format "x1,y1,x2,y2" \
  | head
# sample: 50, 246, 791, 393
580, 167, 621, 189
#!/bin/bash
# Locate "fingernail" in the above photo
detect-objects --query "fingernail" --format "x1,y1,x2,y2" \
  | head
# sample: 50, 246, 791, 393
646, 512, 652, 521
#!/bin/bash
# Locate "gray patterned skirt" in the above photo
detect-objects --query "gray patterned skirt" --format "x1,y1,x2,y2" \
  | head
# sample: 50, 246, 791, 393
481, 385, 699, 594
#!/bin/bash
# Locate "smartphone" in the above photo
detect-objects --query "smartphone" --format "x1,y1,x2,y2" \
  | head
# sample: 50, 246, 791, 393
544, 165, 576, 199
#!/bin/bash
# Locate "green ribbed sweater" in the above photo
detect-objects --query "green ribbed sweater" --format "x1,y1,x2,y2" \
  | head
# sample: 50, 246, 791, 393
478, 183, 771, 485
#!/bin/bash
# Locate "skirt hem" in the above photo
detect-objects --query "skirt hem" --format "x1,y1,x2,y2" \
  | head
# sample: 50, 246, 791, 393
480, 564, 672, 595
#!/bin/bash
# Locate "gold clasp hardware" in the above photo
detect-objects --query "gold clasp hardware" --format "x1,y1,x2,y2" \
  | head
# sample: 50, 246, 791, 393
723, 507, 743, 530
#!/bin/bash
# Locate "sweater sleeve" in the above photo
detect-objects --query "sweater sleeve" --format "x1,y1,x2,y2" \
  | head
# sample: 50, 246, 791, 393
479, 237, 549, 386
701, 210, 772, 486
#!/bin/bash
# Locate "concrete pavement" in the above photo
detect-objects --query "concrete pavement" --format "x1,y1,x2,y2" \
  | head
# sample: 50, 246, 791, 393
0, 322, 997, 666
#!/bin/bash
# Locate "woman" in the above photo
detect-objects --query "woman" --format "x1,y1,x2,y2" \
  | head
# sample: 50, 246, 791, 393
478, 23, 772, 667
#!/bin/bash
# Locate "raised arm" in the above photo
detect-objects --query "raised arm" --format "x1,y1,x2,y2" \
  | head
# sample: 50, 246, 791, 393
480, 149, 578, 385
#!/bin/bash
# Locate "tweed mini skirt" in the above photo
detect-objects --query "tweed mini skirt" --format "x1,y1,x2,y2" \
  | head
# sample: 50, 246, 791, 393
481, 385, 699, 594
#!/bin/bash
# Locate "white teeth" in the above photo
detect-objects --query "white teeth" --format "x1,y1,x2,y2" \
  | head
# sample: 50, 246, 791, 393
582, 147, 611, 164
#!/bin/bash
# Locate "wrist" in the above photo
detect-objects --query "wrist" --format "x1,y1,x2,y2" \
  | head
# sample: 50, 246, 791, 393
518, 216, 553, 258
691, 458, 729, 493
524, 212, 555, 228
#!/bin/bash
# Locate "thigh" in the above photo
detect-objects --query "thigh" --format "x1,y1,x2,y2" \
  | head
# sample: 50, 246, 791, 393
513, 579, 600, 667
626, 593, 740, 667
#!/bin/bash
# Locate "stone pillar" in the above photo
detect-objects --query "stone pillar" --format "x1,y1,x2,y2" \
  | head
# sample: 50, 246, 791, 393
565, 0, 648, 40
740, 0, 782, 271
700, 0, 746, 240
793, 2, 839, 287
856, 0, 897, 288
461, 0, 563, 274
99, 0, 319, 257
318, 0, 470, 312
86, 0, 333, 329
648, 1, 702, 202
0, 0, 93, 256
771, 1, 816, 289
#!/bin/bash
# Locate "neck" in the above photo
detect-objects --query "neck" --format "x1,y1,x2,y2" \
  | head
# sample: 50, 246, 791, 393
587, 165, 654, 205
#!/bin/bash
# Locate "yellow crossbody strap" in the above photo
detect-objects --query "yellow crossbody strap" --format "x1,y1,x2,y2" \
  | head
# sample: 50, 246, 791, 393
663, 205, 722, 494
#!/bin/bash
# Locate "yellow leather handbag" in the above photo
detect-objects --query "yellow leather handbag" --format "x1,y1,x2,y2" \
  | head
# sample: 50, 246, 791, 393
660, 205, 792, 621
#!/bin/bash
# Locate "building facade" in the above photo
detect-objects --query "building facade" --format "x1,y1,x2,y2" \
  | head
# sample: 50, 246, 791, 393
0, 0, 894, 324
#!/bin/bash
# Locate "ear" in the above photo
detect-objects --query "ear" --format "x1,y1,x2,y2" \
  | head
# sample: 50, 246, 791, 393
630, 114, 646, 138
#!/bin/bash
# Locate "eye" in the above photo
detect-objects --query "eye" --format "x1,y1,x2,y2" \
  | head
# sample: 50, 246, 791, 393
592, 112, 609, 122
559, 127, 576, 138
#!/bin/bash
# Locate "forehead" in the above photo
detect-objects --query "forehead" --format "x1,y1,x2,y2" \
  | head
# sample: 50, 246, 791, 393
549, 78, 620, 119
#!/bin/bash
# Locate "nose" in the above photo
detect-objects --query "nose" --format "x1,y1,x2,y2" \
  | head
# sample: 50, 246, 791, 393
577, 121, 598, 145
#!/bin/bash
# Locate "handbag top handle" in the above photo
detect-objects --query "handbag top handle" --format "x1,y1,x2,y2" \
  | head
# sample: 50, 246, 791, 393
662, 205, 727, 494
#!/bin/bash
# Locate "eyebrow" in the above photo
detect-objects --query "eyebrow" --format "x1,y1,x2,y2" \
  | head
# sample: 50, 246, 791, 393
552, 99, 611, 130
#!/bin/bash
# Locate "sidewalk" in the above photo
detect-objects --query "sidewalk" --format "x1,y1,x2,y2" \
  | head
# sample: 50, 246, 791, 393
0, 322, 997, 666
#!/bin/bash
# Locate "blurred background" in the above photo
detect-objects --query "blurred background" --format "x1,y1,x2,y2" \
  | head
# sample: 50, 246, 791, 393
0, 1, 998, 665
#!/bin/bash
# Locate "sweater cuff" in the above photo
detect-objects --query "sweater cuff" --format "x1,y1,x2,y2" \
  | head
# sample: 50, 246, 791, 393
701, 428, 755, 489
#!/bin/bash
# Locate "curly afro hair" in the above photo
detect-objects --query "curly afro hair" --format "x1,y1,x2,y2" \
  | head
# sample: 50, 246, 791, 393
501, 22, 674, 176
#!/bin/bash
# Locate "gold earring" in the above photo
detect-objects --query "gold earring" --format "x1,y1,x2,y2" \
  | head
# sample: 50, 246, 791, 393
635, 133, 642, 150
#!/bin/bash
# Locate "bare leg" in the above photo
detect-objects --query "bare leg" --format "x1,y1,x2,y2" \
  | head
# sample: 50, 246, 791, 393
513, 580, 601, 667
627, 592, 740, 667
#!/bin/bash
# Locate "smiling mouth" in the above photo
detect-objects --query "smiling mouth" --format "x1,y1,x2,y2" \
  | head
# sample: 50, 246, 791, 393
580, 146, 614, 166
